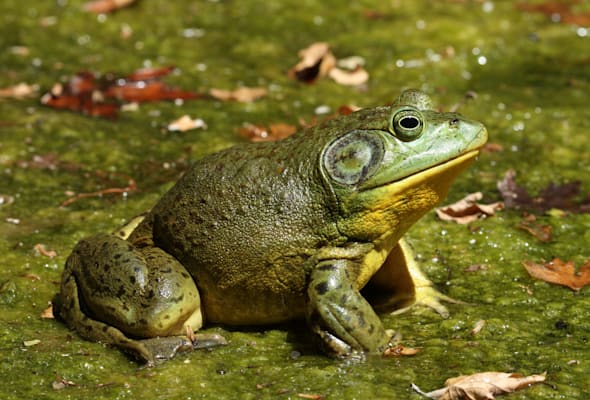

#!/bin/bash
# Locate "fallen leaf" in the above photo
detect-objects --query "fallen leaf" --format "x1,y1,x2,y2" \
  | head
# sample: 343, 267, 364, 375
34, 243, 57, 258
383, 344, 421, 357
297, 394, 324, 400
40, 305, 54, 319
517, 214, 552, 242
167, 115, 207, 132
470, 320, 486, 336
0, 194, 15, 207
41, 66, 201, 118
498, 169, 590, 213
83, 0, 136, 14
522, 258, 590, 291
52, 377, 76, 390
436, 192, 503, 224
328, 67, 369, 86
209, 86, 267, 103
412, 371, 546, 400
482, 143, 504, 153
0, 83, 39, 99
22, 273, 41, 281
23, 339, 41, 347
517, 2, 590, 26
288, 42, 336, 83
238, 123, 297, 142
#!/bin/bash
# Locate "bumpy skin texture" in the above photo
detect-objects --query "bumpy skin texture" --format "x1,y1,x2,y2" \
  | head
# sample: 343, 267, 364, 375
54, 90, 487, 364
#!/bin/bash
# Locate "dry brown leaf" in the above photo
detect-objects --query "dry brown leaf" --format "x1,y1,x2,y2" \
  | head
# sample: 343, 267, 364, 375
328, 67, 369, 86
383, 344, 421, 357
288, 42, 337, 83
497, 169, 590, 213
436, 192, 503, 224
0, 83, 39, 99
167, 115, 207, 132
517, 214, 552, 242
34, 243, 57, 258
40, 305, 54, 319
413, 371, 546, 399
238, 123, 296, 142
209, 87, 267, 103
83, 0, 136, 13
297, 394, 324, 400
522, 258, 590, 291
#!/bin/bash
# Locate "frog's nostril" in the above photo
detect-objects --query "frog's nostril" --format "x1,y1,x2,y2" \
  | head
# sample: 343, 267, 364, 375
450, 118, 459, 126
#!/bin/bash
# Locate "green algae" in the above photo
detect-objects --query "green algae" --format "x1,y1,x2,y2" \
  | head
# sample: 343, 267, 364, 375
1, 0, 589, 399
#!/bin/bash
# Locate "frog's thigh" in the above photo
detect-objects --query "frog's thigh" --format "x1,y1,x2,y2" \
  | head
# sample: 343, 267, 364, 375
363, 239, 455, 317
70, 234, 203, 338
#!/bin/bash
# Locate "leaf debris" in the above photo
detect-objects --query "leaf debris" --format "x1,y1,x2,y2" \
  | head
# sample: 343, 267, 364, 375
412, 371, 546, 400
497, 170, 590, 214
435, 192, 503, 224
522, 258, 590, 291
288, 42, 369, 86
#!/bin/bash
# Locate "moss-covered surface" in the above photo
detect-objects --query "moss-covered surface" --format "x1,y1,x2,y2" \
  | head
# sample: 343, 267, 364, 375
1, 0, 589, 399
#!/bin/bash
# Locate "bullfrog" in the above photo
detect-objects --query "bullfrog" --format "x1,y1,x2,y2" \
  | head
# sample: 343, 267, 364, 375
54, 89, 487, 364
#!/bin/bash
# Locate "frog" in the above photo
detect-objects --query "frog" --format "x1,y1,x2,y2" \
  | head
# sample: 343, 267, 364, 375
54, 89, 487, 365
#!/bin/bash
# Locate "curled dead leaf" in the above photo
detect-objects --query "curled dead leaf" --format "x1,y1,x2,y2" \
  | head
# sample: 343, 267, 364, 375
288, 42, 336, 83
209, 86, 267, 103
435, 192, 503, 224
328, 67, 369, 86
517, 214, 552, 242
522, 258, 590, 291
34, 243, 57, 258
412, 371, 546, 400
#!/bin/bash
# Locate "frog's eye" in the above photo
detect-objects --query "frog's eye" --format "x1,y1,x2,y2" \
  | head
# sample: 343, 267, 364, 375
389, 107, 424, 141
323, 130, 384, 186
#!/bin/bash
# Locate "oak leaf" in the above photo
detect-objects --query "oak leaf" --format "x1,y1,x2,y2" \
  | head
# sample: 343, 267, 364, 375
522, 258, 590, 291
413, 371, 546, 400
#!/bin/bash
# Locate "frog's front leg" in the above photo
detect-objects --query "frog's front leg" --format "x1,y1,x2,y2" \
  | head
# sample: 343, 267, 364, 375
54, 234, 225, 365
307, 259, 392, 357
363, 238, 463, 318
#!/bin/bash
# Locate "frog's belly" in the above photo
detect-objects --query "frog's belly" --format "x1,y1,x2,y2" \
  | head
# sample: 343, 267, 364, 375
199, 285, 307, 325
193, 266, 309, 325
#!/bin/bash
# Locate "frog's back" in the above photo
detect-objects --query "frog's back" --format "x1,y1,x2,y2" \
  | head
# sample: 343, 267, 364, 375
146, 134, 341, 324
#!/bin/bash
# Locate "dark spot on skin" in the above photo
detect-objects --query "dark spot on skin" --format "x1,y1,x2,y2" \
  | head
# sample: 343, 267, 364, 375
357, 313, 366, 328
147, 289, 155, 299
133, 266, 141, 273
129, 276, 136, 284
117, 285, 126, 297
162, 267, 172, 274
114, 253, 122, 260
368, 324, 375, 335
314, 282, 329, 295
181, 272, 190, 279
318, 264, 337, 271
102, 326, 109, 332
164, 314, 170, 320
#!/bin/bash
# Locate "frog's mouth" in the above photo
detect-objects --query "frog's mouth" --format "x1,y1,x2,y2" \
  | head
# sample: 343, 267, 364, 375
398, 148, 482, 189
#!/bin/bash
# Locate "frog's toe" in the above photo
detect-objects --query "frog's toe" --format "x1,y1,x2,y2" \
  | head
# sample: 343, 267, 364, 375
190, 332, 228, 349
391, 286, 465, 319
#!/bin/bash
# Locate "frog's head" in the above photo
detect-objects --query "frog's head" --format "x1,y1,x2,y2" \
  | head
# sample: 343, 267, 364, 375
320, 89, 488, 243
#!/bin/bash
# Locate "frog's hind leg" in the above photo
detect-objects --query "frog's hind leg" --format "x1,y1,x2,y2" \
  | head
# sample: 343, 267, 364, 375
54, 234, 224, 364
361, 239, 463, 318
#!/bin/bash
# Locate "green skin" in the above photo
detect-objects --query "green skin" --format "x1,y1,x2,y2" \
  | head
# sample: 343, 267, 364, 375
54, 90, 488, 364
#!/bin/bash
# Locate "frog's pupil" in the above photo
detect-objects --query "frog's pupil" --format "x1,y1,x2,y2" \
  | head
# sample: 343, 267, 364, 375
400, 116, 419, 130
